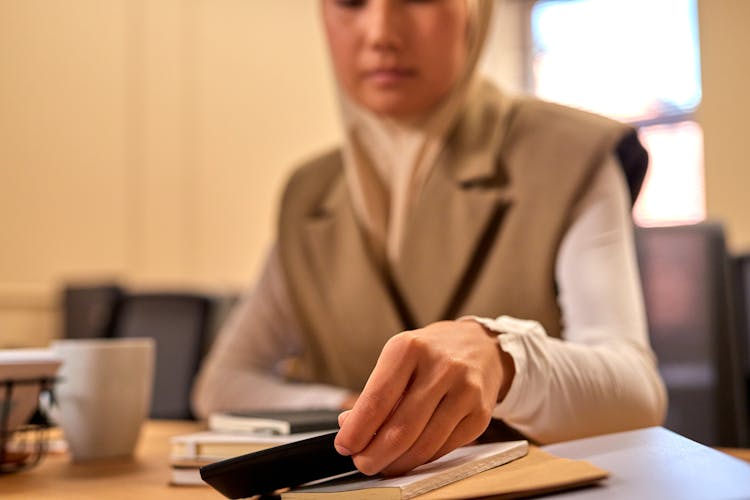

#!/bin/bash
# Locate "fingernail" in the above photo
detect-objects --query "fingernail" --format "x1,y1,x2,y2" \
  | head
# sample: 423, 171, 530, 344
334, 443, 352, 456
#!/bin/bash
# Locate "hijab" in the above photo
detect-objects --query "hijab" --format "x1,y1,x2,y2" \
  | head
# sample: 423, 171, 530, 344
336, 0, 495, 266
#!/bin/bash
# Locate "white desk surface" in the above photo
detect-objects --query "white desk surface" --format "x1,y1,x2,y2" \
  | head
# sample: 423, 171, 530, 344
543, 426, 750, 499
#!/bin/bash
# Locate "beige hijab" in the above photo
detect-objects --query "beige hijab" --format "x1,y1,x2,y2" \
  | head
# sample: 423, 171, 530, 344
337, 0, 495, 266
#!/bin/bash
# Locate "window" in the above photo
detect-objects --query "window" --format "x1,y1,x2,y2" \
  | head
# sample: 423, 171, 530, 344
529, 0, 704, 225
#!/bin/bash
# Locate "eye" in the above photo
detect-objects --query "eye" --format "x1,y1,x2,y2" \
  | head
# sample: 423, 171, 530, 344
334, 0, 366, 8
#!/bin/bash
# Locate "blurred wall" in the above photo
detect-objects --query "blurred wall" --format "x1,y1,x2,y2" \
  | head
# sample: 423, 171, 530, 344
0, 0, 524, 348
698, 0, 750, 252
0, 0, 342, 347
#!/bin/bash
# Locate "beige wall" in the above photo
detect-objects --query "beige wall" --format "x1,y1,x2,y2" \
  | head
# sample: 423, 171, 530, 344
0, 1, 342, 347
0, 1, 132, 347
698, 0, 750, 253
0, 0, 525, 348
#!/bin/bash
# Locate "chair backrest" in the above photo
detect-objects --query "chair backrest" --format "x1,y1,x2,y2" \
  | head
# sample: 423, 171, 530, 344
111, 293, 212, 420
62, 284, 123, 339
634, 222, 748, 447
201, 292, 240, 357
734, 253, 750, 425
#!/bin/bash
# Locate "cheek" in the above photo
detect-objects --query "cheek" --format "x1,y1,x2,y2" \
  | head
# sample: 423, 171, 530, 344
322, 11, 359, 92
329, 39, 357, 89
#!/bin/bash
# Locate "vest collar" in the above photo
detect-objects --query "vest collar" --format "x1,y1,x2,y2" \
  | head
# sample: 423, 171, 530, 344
302, 84, 517, 329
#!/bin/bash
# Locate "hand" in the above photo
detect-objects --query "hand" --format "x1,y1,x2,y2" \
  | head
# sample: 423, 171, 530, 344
340, 392, 360, 410
334, 320, 515, 476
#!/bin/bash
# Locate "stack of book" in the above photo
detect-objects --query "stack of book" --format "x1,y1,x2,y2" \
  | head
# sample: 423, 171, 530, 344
170, 409, 610, 499
195, 435, 610, 500
169, 409, 341, 486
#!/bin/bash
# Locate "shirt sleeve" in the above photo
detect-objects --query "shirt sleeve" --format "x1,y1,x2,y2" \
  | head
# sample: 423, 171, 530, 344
473, 155, 667, 443
191, 245, 350, 419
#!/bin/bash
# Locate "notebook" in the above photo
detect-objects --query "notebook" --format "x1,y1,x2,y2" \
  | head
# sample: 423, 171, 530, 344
208, 409, 341, 435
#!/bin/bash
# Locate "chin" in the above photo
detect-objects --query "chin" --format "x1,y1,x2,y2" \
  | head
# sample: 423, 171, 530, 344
359, 94, 430, 119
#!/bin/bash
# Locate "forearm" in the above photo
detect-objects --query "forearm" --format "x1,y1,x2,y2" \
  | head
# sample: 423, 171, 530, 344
192, 361, 350, 418
488, 316, 665, 443
480, 157, 666, 443
192, 244, 351, 418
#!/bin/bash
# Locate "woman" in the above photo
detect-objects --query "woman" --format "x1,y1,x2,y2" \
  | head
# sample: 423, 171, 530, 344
193, 0, 666, 477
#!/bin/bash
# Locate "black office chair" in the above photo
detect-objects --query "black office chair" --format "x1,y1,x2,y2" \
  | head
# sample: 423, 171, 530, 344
734, 253, 750, 430
635, 222, 748, 447
201, 292, 240, 358
62, 284, 123, 339
111, 293, 212, 420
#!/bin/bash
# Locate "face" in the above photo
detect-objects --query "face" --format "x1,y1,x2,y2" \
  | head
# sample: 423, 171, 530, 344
322, 0, 469, 118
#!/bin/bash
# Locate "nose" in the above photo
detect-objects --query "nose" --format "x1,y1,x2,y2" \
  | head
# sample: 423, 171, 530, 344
364, 0, 404, 53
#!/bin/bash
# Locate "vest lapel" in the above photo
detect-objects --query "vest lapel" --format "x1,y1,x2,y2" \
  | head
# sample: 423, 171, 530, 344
394, 152, 513, 327
302, 83, 518, 334
302, 174, 408, 341
393, 85, 517, 327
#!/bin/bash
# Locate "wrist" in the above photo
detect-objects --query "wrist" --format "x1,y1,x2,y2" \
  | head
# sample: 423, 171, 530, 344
496, 345, 515, 402
459, 317, 516, 403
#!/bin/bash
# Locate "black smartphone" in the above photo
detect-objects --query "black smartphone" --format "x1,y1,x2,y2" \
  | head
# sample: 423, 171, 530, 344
199, 431, 357, 499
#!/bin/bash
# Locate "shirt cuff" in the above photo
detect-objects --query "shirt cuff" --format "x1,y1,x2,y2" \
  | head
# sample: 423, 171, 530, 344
459, 315, 548, 420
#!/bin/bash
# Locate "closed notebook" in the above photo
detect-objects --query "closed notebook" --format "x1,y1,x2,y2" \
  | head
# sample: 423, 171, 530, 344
171, 430, 328, 460
170, 465, 207, 487
208, 409, 341, 435
282, 440, 529, 500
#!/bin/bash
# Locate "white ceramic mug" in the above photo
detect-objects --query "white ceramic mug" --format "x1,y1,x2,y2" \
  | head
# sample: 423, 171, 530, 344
50, 338, 154, 461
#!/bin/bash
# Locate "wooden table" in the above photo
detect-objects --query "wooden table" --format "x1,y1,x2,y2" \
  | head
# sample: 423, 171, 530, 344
718, 447, 750, 463
4, 421, 750, 499
1, 420, 221, 499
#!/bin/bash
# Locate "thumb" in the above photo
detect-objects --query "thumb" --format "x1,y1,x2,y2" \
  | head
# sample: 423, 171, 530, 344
338, 409, 352, 428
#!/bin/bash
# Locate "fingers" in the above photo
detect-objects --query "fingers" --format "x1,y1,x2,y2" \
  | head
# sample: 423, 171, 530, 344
338, 409, 351, 427
350, 367, 448, 475
377, 396, 460, 476
380, 387, 490, 476
334, 334, 417, 458
348, 344, 492, 475
339, 392, 360, 411
335, 320, 503, 476
429, 410, 490, 463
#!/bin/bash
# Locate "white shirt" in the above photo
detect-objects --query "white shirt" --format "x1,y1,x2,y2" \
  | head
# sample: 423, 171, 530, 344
192, 156, 667, 444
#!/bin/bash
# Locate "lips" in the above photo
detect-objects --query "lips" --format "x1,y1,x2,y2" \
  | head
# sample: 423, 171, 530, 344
362, 67, 418, 86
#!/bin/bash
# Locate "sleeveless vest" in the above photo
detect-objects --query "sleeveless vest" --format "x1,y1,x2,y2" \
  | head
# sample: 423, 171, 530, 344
278, 83, 647, 391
